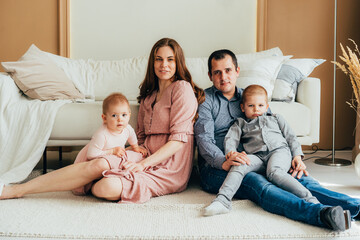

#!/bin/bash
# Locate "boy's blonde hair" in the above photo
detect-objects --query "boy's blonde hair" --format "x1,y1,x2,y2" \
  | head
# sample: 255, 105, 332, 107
241, 85, 268, 104
102, 93, 130, 114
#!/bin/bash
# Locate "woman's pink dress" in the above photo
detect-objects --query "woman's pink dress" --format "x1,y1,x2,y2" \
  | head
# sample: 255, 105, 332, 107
74, 80, 198, 203
114, 80, 198, 203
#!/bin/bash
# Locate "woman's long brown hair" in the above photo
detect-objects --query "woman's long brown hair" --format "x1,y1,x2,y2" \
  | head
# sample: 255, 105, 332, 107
137, 38, 204, 117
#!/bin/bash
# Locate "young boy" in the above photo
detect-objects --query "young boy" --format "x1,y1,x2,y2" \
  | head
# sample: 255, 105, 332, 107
203, 84, 320, 216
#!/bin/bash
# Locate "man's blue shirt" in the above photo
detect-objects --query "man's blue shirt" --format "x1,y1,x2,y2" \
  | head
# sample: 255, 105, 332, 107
194, 86, 245, 169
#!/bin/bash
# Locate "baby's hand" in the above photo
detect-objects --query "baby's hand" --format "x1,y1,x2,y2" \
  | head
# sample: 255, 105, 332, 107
132, 145, 148, 157
112, 146, 126, 157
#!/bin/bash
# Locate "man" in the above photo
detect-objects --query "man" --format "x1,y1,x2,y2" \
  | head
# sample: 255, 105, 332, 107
194, 49, 359, 231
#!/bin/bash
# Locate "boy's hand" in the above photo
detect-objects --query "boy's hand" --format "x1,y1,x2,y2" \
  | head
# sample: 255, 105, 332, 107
289, 155, 308, 179
112, 146, 126, 157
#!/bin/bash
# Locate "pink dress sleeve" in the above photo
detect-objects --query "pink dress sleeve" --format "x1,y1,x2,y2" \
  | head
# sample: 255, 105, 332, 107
136, 100, 146, 145
168, 81, 198, 142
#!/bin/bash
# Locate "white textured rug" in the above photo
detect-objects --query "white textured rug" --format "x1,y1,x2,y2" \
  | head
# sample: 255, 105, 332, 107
1, 173, 360, 239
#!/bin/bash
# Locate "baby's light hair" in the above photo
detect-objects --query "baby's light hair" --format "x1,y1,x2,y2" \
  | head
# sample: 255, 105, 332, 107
241, 85, 268, 104
102, 93, 130, 114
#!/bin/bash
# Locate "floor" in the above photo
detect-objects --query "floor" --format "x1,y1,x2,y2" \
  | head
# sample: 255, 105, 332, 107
274, 150, 360, 240
13, 150, 360, 240
303, 150, 360, 199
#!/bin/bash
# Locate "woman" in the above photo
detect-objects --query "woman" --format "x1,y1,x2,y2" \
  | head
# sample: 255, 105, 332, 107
0, 38, 204, 203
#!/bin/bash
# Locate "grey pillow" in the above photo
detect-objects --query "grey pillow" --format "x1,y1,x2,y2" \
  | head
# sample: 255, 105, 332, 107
272, 58, 325, 102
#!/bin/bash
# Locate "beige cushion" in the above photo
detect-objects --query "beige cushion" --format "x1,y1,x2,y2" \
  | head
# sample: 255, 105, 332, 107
1, 44, 84, 100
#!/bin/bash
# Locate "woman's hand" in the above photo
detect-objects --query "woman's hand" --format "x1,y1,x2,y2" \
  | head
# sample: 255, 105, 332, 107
112, 146, 126, 157
289, 155, 309, 179
222, 151, 250, 171
131, 145, 148, 157
122, 161, 146, 173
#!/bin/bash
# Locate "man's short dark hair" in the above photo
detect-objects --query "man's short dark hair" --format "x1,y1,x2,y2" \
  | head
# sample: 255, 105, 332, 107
207, 49, 238, 76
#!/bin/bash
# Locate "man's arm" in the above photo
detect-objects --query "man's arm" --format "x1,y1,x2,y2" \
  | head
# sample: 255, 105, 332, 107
194, 97, 226, 170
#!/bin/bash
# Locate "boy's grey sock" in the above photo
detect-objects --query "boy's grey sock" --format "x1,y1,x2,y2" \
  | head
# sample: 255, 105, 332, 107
203, 200, 230, 216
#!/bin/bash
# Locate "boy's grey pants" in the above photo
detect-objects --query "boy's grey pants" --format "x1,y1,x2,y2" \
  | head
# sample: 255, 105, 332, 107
216, 147, 319, 209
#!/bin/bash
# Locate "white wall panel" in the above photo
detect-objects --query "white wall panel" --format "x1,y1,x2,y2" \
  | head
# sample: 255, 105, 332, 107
70, 0, 256, 59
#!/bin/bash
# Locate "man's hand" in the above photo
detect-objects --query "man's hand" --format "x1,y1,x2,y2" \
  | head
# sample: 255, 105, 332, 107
112, 146, 126, 158
222, 151, 250, 171
289, 155, 308, 179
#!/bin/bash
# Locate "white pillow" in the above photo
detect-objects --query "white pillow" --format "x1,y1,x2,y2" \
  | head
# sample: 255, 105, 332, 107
237, 55, 291, 99
272, 58, 326, 102
186, 47, 284, 92
186, 57, 212, 90
236, 47, 283, 62
44, 52, 95, 99
41, 47, 285, 101
90, 57, 148, 101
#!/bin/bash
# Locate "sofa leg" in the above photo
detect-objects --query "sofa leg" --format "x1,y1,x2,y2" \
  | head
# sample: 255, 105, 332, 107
43, 147, 47, 174
59, 146, 63, 168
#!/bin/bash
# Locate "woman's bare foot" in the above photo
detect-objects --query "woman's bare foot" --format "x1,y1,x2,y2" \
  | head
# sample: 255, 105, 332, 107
0, 184, 23, 200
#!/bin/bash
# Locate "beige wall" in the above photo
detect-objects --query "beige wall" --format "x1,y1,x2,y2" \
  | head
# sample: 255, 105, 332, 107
0, 0, 61, 71
1, 0, 360, 150
258, 0, 360, 150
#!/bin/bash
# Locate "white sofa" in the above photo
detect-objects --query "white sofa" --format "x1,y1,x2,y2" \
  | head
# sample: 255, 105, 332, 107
48, 79, 320, 146
41, 47, 321, 170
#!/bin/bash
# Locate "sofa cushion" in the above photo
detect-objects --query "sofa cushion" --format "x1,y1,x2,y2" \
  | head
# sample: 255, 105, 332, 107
237, 56, 291, 99
50, 101, 140, 141
272, 58, 325, 102
50, 100, 309, 142
50, 102, 103, 140
92, 58, 148, 101
236, 46, 283, 61
269, 101, 311, 136
1, 45, 84, 100
45, 52, 96, 100
45, 47, 284, 102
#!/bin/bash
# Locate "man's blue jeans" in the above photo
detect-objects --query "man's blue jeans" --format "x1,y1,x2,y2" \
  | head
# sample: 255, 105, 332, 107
199, 162, 360, 228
